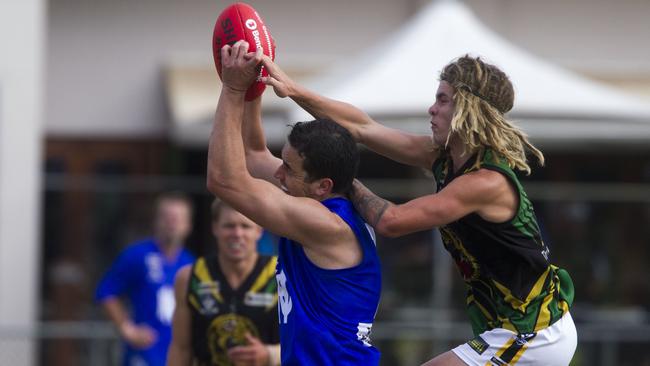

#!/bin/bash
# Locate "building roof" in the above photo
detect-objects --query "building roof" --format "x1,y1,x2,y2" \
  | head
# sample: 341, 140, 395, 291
288, 1, 650, 147
166, 1, 650, 147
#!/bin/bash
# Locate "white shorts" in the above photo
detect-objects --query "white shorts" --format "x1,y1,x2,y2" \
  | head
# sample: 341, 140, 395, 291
452, 312, 577, 366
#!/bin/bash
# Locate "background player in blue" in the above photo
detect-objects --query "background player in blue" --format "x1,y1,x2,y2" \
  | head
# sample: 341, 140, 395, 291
96, 191, 196, 366
206, 41, 382, 365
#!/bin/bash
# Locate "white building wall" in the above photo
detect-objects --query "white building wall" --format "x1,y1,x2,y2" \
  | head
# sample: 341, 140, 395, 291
465, 0, 650, 76
46, 0, 650, 137
46, 0, 409, 137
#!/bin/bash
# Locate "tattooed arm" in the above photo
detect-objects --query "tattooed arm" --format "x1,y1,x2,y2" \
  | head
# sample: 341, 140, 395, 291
351, 169, 509, 238
350, 180, 393, 230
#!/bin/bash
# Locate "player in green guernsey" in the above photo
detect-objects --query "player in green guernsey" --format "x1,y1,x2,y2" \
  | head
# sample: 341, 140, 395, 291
432, 148, 573, 338
259, 55, 576, 365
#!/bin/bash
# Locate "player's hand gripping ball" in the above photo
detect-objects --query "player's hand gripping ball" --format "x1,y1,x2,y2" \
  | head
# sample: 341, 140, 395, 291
212, 2, 276, 101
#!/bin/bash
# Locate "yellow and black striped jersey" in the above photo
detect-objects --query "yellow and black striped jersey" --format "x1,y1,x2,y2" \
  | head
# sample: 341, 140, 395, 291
432, 149, 574, 335
187, 254, 279, 366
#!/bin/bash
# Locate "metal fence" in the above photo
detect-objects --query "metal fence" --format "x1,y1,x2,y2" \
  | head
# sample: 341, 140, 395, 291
1, 321, 650, 366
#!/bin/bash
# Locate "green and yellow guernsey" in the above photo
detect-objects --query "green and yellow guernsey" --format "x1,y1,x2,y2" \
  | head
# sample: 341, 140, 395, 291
432, 149, 574, 336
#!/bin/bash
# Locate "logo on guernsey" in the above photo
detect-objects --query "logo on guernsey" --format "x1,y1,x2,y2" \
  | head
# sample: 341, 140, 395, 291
440, 227, 480, 281
244, 292, 276, 307
490, 356, 507, 366
356, 323, 373, 347
541, 245, 550, 261
515, 333, 536, 345
145, 253, 164, 282
208, 314, 259, 365
276, 269, 292, 324
156, 285, 175, 325
467, 335, 489, 355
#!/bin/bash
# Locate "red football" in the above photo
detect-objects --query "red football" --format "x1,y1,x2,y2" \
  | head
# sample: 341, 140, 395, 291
212, 2, 276, 101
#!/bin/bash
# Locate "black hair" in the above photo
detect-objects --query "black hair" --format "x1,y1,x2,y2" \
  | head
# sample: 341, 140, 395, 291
287, 119, 359, 194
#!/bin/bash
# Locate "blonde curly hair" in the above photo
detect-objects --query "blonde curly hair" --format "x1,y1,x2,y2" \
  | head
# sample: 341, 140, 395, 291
440, 55, 544, 174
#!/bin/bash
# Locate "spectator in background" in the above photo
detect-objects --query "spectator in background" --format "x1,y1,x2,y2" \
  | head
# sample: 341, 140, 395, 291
167, 199, 280, 366
96, 191, 196, 366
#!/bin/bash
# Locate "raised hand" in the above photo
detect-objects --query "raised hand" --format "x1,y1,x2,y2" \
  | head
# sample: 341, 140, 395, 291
260, 55, 295, 98
221, 40, 264, 94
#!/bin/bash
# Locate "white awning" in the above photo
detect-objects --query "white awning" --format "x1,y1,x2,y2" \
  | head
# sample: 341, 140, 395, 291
165, 1, 650, 148
288, 1, 650, 146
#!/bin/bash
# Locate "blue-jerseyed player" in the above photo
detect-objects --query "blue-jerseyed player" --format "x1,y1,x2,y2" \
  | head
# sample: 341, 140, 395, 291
206, 41, 382, 365
95, 192, 195, 366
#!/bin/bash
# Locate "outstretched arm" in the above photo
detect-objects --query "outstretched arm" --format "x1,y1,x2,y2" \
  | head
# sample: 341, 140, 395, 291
206, 41, 360, 269
352, 170, 517, 237
243, 97, 282, 185
350, 180, 396, 236
261, 56, 438, 169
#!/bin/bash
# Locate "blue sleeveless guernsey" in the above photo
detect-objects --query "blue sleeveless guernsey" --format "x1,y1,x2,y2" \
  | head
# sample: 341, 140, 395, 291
276, 197, 381, 365
95, 239, 195, 366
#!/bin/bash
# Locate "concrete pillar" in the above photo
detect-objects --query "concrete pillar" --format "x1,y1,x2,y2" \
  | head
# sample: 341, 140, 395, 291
0, 0, 45, 364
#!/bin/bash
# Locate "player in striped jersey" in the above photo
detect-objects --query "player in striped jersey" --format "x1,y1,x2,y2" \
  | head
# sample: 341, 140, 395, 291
260, 54, 577, 365
167, 199, 280, 366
